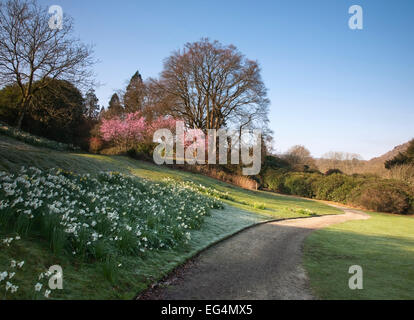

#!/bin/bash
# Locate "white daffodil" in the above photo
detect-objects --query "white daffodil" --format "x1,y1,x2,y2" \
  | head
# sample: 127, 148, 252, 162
0, 271, 8, 282
44, 289, 51, 298
34, 283, 42, 292
5, 281, 12, 291
0, 167, 223, 267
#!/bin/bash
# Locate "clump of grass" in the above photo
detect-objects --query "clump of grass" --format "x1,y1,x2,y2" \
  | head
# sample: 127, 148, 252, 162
234, 200, 265, 210
100, 256, 119, 284
253, 202, 266, 210
287, 207, 318, 216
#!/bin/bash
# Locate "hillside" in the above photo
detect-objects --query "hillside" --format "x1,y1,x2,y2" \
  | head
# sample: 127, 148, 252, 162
367, 140, 411, 166
0, 133, 341, 299
316, 140, 411, 176
359, 140, 411, 176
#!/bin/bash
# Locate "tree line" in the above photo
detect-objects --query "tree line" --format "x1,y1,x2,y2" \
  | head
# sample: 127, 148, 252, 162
0, 0, 272, 154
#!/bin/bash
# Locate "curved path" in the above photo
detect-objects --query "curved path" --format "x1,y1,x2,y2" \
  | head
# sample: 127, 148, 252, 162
139, 207, 369, 300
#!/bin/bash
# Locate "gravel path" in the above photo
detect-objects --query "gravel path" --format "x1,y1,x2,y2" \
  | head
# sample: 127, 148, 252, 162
139, 207, 369, 300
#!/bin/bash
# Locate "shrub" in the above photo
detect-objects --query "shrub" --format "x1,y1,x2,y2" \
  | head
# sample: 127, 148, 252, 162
284, 173, 314, 198
127, 143, 157, 161
231, 175, 257, 190
325, 168, 343, 175
352, 181, 413, 214
312, 173, 362, 203
263, 168, 288, 193
263, 164, 414, 214
89, 137, 103, 154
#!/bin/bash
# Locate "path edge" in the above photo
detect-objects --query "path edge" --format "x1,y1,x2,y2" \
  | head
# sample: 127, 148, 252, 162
134, 209, 343, 300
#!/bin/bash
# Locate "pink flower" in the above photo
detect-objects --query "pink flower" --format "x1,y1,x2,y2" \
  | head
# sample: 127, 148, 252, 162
100, 112, 177, 148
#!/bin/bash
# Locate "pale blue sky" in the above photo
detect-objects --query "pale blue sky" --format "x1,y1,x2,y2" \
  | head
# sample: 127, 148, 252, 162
39, 0, 414, 159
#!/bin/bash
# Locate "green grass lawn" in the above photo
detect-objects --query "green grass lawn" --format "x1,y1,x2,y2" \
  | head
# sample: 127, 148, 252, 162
304, 212, 414, 299
0, 133, 341, 299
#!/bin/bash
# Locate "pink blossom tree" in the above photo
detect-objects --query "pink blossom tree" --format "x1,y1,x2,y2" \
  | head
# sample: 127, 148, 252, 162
100, 112, 177, 151
100, 112, 214, 161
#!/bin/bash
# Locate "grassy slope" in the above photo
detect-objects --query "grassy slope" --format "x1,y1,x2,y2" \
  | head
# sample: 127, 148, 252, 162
0, 134, 341, 299
0, 135, 340, 218
304, 212, 414, 299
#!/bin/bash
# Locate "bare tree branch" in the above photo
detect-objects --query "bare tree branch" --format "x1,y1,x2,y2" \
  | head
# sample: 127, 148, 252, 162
0, 0, 95, 128
157, 38, 270, 132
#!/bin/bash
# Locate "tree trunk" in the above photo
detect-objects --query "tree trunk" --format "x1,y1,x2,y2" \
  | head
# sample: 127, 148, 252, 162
16, 109, 25, 129
16, 99, 29, 129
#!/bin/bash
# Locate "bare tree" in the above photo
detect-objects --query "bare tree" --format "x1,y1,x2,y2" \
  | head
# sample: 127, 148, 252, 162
157, 38, 269, 131
0, 0, 95, 128
317, 151, 364, 174
284, 145, 316, 170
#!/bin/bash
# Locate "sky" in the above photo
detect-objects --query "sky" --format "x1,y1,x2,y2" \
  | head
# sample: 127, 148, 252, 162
38, 0, 414, 159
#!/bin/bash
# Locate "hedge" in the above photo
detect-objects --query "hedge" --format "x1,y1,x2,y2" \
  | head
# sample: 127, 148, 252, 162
263, 169, 414, 214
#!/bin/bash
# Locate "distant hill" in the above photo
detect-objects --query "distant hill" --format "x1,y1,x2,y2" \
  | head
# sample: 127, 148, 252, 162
355, 140, 412, 175
367, 141, 411, 168
315, 140, 412, 176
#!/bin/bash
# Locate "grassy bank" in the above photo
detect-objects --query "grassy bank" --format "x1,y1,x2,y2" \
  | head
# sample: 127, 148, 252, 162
304, 212, 414, 299
0, 134, 341, 218
0, 133, 341, 299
